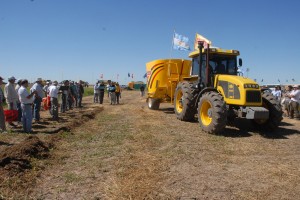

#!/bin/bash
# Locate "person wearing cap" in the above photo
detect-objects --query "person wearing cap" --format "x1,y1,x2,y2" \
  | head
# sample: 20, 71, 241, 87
18, 79, 37, 133
48, 81, 60, 120
0, 76, 7, 132
30, 78, 45, 122
288, 85, 300, 119
4, 76, 19, 111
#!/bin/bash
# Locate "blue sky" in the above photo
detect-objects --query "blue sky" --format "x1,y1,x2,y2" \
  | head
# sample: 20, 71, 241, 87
0, 0, 299, 85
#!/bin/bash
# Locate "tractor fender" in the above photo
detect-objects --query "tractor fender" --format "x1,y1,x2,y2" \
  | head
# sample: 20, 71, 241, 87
194, 87, 218, 108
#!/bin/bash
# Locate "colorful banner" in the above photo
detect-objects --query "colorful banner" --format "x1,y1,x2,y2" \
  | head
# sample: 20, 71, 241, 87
194, 33, 212, 50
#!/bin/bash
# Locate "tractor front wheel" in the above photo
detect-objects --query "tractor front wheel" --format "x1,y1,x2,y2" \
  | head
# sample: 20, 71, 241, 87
198, 91, 227, 134
252, 92, 282, 131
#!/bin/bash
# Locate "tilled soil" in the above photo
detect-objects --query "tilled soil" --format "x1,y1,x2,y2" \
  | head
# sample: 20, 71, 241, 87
0, 90, 299, 199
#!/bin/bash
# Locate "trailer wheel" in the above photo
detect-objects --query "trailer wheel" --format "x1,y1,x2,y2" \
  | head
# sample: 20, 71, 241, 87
147, 98, 160, 110
198, 91, 227, 134
174, 81, 197, 121
252, 92, 282, 131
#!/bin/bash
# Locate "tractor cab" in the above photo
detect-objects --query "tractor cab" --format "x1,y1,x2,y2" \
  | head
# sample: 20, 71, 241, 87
189, 46, 241, 87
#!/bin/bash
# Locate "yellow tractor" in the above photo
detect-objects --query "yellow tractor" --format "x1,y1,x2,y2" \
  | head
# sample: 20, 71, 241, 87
146, 42, 282, 134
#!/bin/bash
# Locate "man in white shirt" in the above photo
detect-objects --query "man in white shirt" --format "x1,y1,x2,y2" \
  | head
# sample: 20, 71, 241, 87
30, 78, 44, 122
289, 85, 300, 119
18, 79, 37, 133
48, 81, 59, 120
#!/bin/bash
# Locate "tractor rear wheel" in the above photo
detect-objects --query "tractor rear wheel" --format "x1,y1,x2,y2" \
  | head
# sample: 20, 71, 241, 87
252, 92, 282, 131
174, 81, 197, 121
147, 98, 160, 110
198, 91, 227, 134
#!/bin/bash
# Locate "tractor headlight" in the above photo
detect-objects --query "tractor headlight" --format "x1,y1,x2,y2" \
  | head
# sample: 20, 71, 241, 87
244, 84, 259, 89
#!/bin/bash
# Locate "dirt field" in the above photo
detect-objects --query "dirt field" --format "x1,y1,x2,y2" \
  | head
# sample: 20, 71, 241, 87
0, 90, 299, 199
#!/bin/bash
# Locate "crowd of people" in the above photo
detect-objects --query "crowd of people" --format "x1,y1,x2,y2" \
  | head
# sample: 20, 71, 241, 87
0, 76, 85, 133
277, 85, 300, 119
93, 81, 122, 105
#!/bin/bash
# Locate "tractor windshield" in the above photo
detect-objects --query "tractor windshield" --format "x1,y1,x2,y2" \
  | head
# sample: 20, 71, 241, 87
209, 54, 237, 75
191, 54, 237, 76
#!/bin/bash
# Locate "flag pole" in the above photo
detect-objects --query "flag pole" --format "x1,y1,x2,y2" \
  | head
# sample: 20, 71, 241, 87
169, 29, 175, 58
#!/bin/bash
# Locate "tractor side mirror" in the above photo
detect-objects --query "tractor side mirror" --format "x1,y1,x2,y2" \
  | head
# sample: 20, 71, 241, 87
239, 58, 243, 67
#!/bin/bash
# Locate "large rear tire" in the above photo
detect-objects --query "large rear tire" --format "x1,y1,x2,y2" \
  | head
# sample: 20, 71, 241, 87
198, 91, 227, 134
174, 81, 197, 121
252, 92, 282, 131
147, 98, 160, 110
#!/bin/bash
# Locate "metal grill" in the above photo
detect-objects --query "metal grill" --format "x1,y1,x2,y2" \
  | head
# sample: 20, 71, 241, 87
246, 91, 261, 103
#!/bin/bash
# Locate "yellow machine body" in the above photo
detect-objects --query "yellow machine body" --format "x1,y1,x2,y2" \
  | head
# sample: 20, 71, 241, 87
146, 59, 191, 102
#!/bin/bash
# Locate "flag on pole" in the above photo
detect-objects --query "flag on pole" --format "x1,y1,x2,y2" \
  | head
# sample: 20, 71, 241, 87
173, 32, 190, 51
143, 73, 147, 78
128, 73, 130, 77
292, 78, 295, 82
194, 33, 212, 50
100, 74, 103, 79
117, 74, 119, 80
261, 79, 264, 82
278, 79, 280, 82
131, 73, 134, 78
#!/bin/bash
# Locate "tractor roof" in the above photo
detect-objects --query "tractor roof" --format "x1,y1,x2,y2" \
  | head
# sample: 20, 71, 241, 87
189, 47, 240, 58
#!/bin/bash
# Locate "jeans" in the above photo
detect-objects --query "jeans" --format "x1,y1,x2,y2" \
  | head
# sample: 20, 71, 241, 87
33, 97, 42, 121
99, 91, 104, 104
21, 104, 33, 133
78, 95, 83, 107
17, 102, 22, 122
110, 92, 116, 104
61, 94, 67, 112
116, 92, 120, 104
51, 97, 59, 120
94, 93, 99, 103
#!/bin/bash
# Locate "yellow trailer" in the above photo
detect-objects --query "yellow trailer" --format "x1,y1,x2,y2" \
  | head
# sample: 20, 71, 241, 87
146, 59, 191, 109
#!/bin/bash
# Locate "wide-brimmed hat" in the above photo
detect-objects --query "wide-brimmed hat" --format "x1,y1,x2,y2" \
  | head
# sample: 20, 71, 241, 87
53, 80, 58, 85
8, 76, 16, 81
36, 78, 43, 82
293, 85, 299, 88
